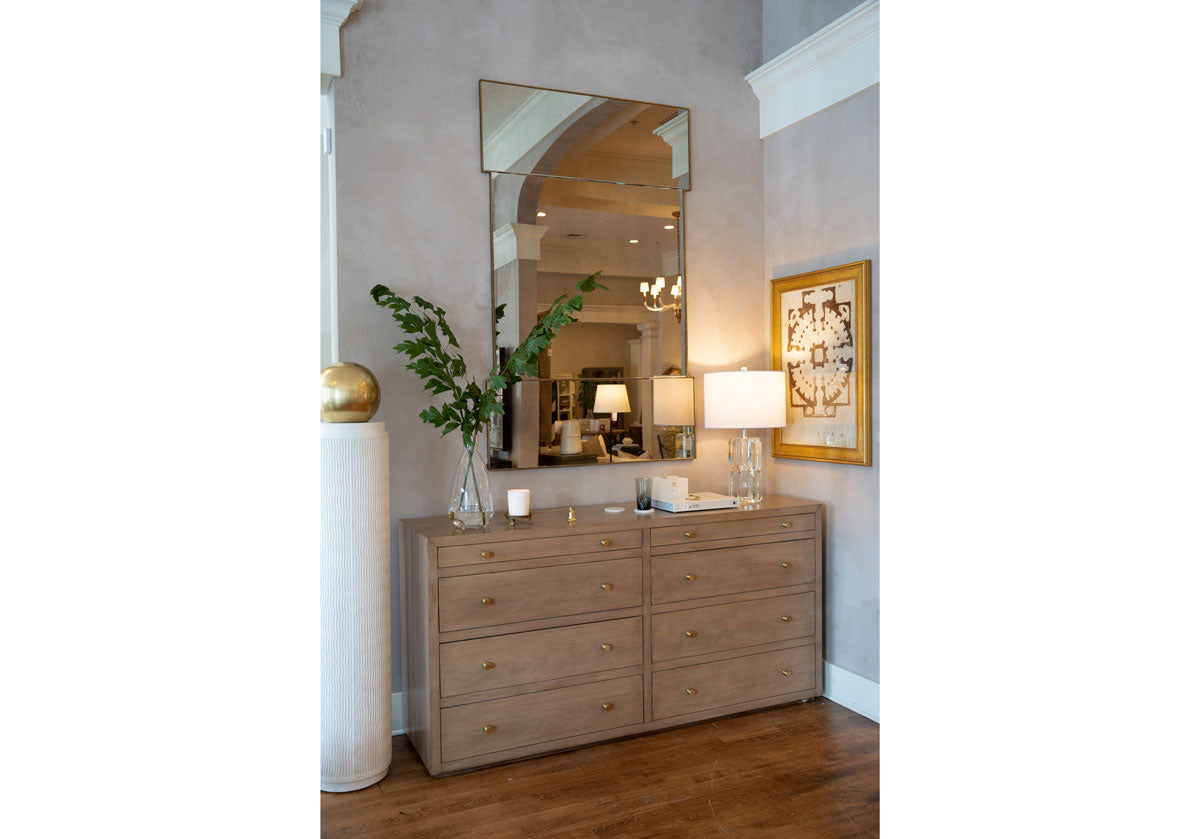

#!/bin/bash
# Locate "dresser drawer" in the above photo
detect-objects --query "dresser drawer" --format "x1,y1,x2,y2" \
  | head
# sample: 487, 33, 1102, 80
441, 675, 643, 762
652, 539, 815, 603
440, 617, 642, 698
652, 645, 816, 719
438, 529, 643, 568
650, 513, 815, 548
652, 592, 815, 662
439, 557, 641, 632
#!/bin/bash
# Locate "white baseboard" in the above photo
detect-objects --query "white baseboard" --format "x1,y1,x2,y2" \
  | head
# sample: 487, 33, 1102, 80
392, 692, 405, 736
823, 661, 880, 722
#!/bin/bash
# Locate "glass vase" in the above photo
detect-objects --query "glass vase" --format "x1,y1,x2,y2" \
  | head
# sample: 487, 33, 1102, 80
449, 436, 493, 528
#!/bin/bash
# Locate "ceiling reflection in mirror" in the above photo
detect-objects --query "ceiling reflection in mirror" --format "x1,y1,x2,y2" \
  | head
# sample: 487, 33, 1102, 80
479, 80, 690, 189
480, 80, 691, 470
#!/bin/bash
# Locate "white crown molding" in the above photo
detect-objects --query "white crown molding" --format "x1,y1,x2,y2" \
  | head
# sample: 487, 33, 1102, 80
321, 0, 362, 26
745, 0, 879, 138
823, 660, 880, 722
321, 0, 363, 91
493, 223, 550, 268
652, 112, 690, 180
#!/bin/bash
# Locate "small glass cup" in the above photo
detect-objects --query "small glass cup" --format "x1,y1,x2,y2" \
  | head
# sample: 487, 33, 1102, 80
635, 477, 652, 511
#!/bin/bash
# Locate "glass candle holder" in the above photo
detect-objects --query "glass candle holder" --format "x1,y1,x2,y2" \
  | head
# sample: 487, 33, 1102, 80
507, 488, 530, 516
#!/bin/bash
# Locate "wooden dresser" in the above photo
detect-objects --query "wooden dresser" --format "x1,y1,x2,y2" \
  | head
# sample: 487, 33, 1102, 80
399, 495, 823, 776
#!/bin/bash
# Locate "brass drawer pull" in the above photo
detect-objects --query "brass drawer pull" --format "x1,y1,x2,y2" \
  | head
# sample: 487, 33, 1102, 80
482, 724, 497, 735
601, 703, 615, 712
781, 669, 793, 677
481, 597, 495, 606
685, 687, 697, 696
780, 615, 792, 622
780, 521, 792, 528
481, 661, 495, 670
480, 550, 493, 558
780, 561, 792, 568
684, 573, 697, 582
683, 531, 696, 538
684, 630, 697, 638
600, 582, 613, 591
600, 538, 612, 547
600, 643, 614, 652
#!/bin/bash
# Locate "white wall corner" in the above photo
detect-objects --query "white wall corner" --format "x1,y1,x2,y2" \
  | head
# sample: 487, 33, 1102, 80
823, 661, 880, 723
392, 691, 405, 736
745, 0, 880, 139
321, 0, 363, 91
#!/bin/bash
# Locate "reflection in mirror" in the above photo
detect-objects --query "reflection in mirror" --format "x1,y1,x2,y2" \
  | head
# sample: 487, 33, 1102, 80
652, 375, 696, 459
479, 80, 689, 189
486, 376, 696, 468
480, 80, 691, 470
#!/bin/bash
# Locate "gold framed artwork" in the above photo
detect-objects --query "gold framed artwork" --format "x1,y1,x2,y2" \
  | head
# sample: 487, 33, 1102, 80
771, 260, 871, 466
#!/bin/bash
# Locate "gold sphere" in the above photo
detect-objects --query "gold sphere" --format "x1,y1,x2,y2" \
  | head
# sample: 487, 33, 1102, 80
320, 362, 381, 422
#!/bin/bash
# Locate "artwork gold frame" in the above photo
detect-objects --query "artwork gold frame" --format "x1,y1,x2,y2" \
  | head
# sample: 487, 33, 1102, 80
771, 260, 871, 466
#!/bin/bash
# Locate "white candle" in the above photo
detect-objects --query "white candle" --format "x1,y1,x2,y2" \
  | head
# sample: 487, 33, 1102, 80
508, 488, 530, 516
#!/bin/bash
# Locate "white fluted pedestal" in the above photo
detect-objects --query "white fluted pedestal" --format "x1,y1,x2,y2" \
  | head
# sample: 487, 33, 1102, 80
321, 421, 391, 792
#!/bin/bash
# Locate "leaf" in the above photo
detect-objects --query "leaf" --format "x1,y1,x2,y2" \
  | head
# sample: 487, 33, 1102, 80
372, 272, 604, 446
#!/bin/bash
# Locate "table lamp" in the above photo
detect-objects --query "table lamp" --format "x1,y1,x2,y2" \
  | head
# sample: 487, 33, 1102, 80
703, 367, 786, 503
652, 376, 695, 458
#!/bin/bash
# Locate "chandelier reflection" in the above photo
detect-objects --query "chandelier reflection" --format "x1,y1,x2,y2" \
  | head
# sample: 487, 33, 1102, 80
640, 275, 682, 322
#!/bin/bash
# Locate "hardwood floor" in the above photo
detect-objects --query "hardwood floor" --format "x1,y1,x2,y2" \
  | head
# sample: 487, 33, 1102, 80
321, 698, 879, 838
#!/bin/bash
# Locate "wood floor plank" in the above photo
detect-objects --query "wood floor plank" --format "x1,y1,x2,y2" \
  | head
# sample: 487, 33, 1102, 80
321, 698, 878, 838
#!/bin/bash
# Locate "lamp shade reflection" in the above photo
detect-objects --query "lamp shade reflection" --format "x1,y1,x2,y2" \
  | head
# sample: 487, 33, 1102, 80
653, 376, 695, 459
652, 377, 695, 426
592, 383, 631, 420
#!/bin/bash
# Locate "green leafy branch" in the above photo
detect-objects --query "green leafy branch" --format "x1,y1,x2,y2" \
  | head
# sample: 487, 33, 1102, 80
370, 271, 606, 450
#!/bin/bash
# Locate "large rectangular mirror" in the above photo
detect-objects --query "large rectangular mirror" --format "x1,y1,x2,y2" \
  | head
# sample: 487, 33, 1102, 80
481, 80, 692, 470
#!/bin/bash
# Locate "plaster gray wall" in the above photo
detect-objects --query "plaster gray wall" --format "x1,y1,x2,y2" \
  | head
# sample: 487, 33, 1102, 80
762, 0, 863, 62
761, 86, 879, 682
334, 0, 765, 693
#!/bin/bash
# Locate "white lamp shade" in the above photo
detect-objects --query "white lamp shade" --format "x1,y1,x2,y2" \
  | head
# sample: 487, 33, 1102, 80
703, 369, 786, 429
652, 376, 695, 426
593, 383, 631, 415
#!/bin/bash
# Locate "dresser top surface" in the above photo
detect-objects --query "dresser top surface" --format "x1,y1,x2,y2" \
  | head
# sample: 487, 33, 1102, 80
400, 495, 822, 546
